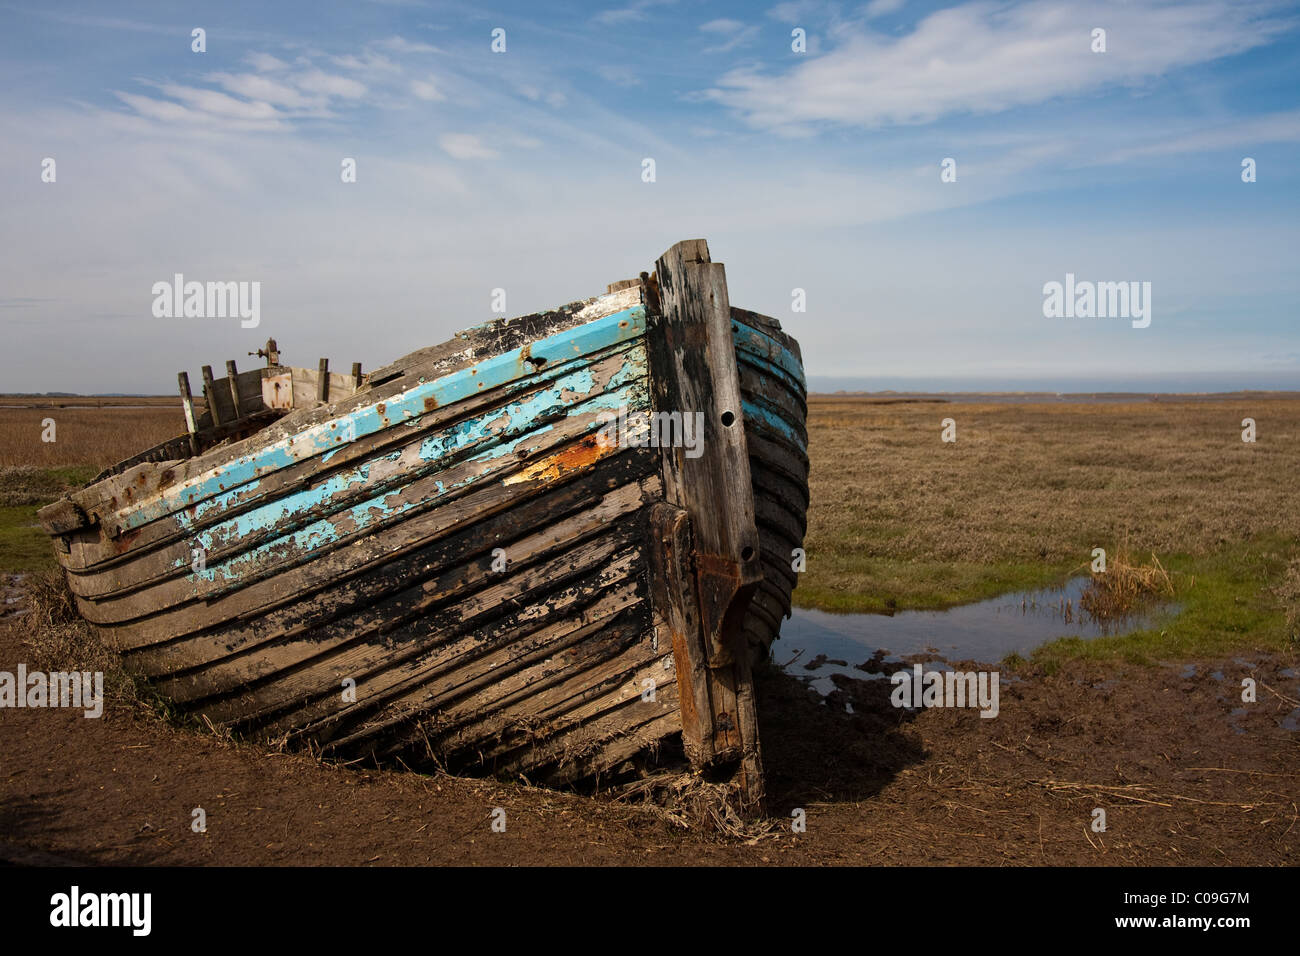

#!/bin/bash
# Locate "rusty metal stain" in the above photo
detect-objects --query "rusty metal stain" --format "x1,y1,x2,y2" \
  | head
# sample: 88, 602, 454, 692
262, 371, 293, 410
501, 433, 610, 486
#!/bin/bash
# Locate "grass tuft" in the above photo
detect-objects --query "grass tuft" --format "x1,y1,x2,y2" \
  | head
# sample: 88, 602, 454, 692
16, 569, 163, 717
1078, 543, 1176, 621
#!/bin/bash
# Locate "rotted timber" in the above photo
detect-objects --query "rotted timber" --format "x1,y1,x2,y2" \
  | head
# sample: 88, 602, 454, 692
36, 241, 809, 810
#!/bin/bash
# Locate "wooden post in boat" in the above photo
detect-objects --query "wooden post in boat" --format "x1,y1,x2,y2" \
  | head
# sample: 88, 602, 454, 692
225, 360, 242, 417
318, 358, 330, 402
200, 365, 223, 426
351, 362, 363, 391
647, 238, 765, 813
177, 372, 199, 456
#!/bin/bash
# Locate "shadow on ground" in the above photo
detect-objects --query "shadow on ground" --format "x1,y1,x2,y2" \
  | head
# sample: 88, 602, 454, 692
754, 663, 924, 813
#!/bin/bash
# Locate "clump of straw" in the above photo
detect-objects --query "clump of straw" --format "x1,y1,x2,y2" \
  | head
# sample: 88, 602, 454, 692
1079, 543, 1175, 620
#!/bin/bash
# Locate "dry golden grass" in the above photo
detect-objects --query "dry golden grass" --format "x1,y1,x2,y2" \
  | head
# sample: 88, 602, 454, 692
0, 395, 180, 408
13, 569, 147, 712
1277, 559, 1300, 637
0, 406, 185, 469
1078, 545, 1176, 620
802, 397, 1300, 611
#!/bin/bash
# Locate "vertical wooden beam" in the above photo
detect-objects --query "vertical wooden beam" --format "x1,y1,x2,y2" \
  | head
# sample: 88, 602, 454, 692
317, 358, 330, 402
646, 238, 765, 813
351, 361, 363, 391
200, 365, 223, 426
225, 360, 242, 418
177, 372, 199, 457
652, 239, 763, 660
648, 503, 717, 767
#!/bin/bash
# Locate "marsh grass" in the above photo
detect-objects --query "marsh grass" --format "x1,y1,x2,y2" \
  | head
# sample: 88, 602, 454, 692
0, 406, 184, 469
1027, 538, 1295, 670
15, 569, 158, 715
1078, 544, 1176, 620
802, 397, 1299, 608
1276, 558, 1300, 640
0, 465, 105, 572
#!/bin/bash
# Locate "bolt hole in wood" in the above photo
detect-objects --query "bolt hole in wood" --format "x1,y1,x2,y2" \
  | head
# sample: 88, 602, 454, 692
741, 546, 755, 561
720, 410, 735, 427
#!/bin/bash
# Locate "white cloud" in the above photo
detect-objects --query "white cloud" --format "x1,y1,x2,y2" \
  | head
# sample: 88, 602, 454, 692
246, 52, 290, 72
864, 0, 904, 17
709, 0, 1294, 133
379, 35, 441, 54
208, 73, 319, 110
332, 51, 400, 73
765, 1, 837, 23
597, 65, 641, 87
594, 0, 676, 26
295, 70, 368, 99
1096, 109, 1300, 163
439, 132, 498, 159
700, 18, 760, 53
411, 77, 444, 101
156, 84, 282, 122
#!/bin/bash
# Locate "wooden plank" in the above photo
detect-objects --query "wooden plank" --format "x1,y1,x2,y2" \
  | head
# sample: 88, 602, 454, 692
127, 455, 658, 679
225, 361, 242, 418
63, 301, 646, 545
177, 372, 199, 456
65, 348, 650, 604
650, 239, 762, 667
647, 239, 765, 813
332, 584, 651, 757
56, 338, 644, 572
647, 503, 715, 765
155, 486, 651, 709
318, 358, 329, 402
201, 366, 223, 427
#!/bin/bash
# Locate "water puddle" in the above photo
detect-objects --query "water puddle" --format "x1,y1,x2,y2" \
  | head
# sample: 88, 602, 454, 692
0, 573, 29, 620
779, 576, 1173, 695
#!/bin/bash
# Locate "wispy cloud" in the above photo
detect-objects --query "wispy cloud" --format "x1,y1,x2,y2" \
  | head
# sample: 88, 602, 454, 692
410, 77, 445, 101
597, 65, 641, 87
700, 18, 760, 54
378, 35, 442, 54
864, 0, 905, 18
711, 0, 1296, 134
439, 132, 498, 159
594, 0, 676, 26
246, 52, 290, 72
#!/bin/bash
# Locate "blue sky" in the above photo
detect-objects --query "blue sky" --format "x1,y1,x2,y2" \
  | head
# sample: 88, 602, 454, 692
1, 0, 1297, 393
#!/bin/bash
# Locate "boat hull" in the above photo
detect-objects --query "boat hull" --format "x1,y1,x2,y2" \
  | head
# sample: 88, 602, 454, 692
39, 241, 808, 807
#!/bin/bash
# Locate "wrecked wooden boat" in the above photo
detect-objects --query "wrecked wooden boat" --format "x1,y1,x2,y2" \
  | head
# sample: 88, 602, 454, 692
38, 239, 809, 812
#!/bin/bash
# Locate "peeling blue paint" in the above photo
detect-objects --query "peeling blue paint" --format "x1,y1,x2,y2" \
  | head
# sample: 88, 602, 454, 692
733, 323, 806, 392
741, 399, 805, 451
119, 305, 646, 535
179, 348, 648, 560
188, 377, 650, 593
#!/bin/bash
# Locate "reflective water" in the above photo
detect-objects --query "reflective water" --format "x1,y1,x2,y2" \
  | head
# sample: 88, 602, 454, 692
779, 576, 1173, 694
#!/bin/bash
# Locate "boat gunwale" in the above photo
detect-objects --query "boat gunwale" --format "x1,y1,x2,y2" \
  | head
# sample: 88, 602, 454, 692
39, 288, 646, 540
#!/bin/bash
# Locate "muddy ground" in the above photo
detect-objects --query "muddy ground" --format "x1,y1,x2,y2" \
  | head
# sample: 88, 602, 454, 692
2, 600, 1295, 866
